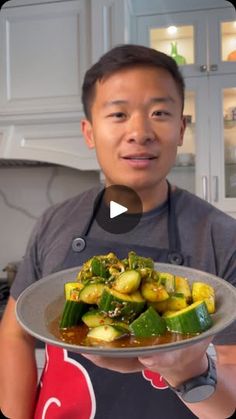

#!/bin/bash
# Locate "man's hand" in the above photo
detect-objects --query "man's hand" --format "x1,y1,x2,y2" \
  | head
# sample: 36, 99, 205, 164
81, 336, 212, 384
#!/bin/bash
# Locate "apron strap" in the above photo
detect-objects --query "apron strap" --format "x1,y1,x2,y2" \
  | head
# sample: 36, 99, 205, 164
167, 181, 184, 265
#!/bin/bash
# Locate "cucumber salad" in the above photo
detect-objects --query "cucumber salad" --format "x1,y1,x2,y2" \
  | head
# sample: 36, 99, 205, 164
59, 252, 215, 346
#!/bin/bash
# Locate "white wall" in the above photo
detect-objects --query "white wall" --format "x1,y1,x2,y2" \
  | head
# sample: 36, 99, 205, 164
0, 165, 100, 274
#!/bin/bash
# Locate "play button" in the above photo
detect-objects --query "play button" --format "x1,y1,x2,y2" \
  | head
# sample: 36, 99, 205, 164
110, 201, 128, 219
94, 185, 142, 234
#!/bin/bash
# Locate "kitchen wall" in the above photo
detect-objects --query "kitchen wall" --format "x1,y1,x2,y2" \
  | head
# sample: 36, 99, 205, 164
0, 165, 100, 274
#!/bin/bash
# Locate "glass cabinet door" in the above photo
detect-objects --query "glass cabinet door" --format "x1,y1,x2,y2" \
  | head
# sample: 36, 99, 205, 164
208, 6, 236, 75
221, 21, 236, 63
168, 90, 196, 194
136, 10, 208, 77
224, 88, 236, 199
134, 11, 207, 76
209, 75, 236, 213
149, 25, 194, 66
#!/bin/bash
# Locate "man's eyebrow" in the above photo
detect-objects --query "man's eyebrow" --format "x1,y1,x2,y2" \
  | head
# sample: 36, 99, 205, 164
150, 96, 175, 104
102, 100, 128, 107
102, 96, 175, 107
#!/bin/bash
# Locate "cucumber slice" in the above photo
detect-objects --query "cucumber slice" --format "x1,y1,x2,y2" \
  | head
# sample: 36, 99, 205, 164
82, 309, 113, 327
158, 272, 175, 293
87, 324, 128, 342
98, 287, 145, 321
112, 270, 141, 294
175, 276, 191, 302
130, 306, 166, 337
141, 281, 169, 302
59, 300, 87, 328
165, 293, 188, 311
164, 301, 213, 334
64, 282, 84, 301
192, 282, 215, 314
79, 283, 105, 304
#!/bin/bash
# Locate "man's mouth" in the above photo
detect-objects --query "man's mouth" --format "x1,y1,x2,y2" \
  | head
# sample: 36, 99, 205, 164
122, 155, 157, 160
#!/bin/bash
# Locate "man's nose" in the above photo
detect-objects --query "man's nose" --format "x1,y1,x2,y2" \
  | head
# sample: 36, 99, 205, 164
126, 114, 155, 144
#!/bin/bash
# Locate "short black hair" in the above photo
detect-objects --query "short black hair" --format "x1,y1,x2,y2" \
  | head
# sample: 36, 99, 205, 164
82, 44, 185, 120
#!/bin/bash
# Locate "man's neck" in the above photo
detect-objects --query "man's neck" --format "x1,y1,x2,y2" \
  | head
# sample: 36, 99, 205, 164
136, 180, 169, 213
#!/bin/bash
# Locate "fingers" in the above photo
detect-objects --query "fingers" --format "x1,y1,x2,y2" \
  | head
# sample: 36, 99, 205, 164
81, 353, 144, 373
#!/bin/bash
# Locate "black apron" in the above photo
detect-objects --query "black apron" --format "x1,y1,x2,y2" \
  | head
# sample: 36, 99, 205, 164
35, 183, 196, 419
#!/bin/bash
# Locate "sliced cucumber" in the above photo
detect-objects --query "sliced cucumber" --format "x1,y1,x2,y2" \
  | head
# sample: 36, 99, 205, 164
79, 283, 105, 304
175, 276, 192, 302
150, 293, 187, 313
130, 306, 166, 337
87, 324, 128, 342
158, 272, 175, 293
98, 287, 145, 321
59, 300, 87, 328
141, 281, 169, 302
164, 301, 213, 334
165, 293, 188, 311
64, 282, 84, 301
112, 270, 141, 294
82, 309, 113, 327
192, 282, 215, 314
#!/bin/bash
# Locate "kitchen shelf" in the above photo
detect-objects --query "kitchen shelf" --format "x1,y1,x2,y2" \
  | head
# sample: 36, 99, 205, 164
224, 120, 236, 129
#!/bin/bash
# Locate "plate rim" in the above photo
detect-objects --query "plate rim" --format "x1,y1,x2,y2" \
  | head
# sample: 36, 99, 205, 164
16, 263, 236, 357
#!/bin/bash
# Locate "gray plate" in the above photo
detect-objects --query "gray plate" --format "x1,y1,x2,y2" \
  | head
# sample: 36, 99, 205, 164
16, 263, 236, 357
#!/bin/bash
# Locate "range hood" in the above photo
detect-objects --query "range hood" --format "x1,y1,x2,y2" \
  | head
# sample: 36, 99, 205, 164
0, 159, 53, 168
0, 124, 99, 171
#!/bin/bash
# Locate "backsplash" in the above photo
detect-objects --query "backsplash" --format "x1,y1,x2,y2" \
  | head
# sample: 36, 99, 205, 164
0, 165, 100, 275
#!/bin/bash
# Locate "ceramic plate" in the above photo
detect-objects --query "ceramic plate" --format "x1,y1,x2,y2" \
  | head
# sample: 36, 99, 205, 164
16, 263, 236, 357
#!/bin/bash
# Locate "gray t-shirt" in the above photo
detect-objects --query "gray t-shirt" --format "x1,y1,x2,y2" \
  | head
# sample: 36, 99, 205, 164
11, 185, 236, 345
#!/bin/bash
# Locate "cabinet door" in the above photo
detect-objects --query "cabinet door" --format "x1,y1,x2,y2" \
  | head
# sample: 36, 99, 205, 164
135, 10, 208, 77
208, 6, 236, 76
209, 74, 236, 214
168, 77, 210, 199
91, 0, 126, 62
0, 0, 89, 116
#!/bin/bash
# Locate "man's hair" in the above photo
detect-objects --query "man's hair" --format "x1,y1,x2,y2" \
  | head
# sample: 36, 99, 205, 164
82, 44, 185, 120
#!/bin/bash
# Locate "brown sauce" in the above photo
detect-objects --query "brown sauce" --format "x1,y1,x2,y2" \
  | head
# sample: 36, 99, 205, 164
49, 316, 196, 349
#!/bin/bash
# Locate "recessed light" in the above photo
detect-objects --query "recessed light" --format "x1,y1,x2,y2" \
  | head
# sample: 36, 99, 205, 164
167, 26, 178, 35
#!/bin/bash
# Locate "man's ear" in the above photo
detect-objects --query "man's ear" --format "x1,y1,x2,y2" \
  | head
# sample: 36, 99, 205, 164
178, 115, 186, 146
81, 119, 95, 149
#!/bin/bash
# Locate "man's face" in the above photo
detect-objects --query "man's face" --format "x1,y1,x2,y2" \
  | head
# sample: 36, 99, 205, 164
81, 66, 185, 193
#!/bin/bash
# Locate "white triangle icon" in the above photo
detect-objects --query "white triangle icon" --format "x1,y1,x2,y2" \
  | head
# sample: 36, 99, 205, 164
110, 200, 128, 219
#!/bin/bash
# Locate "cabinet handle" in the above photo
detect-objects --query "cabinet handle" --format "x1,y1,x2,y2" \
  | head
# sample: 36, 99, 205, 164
200, 65, 207, 72
202, 176, 208, 201
210, 64, 218, 72
213, 176, 219, 202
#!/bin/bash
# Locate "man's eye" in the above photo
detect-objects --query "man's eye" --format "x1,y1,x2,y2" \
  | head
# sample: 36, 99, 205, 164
108, 112, 126, 119
152, 110, 170, 117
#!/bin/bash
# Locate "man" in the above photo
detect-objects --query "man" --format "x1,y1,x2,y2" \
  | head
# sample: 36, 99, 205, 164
0, 44, 236, 419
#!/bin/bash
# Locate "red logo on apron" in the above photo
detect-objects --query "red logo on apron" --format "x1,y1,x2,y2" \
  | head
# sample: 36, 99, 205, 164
34, 345, 96, 419
142, 370, 168, 390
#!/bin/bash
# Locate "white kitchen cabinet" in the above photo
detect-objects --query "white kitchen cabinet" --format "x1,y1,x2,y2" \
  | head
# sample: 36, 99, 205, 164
0, 0, 127, 169
128, 1, 236, 216
91, 0, 127, 62
133, 4, 236, 78
0, 0, 89, 117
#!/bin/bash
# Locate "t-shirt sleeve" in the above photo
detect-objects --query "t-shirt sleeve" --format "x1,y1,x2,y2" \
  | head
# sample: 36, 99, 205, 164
10, 215, 44, 301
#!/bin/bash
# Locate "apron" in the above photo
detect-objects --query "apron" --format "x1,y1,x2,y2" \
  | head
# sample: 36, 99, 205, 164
34, 183, 196, 419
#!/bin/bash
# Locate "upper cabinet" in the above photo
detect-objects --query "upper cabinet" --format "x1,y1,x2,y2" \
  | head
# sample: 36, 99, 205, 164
0, 0, 89, 117
128, 0, 236, 216
133, 3, 236, 78
0, 0, 126, 169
